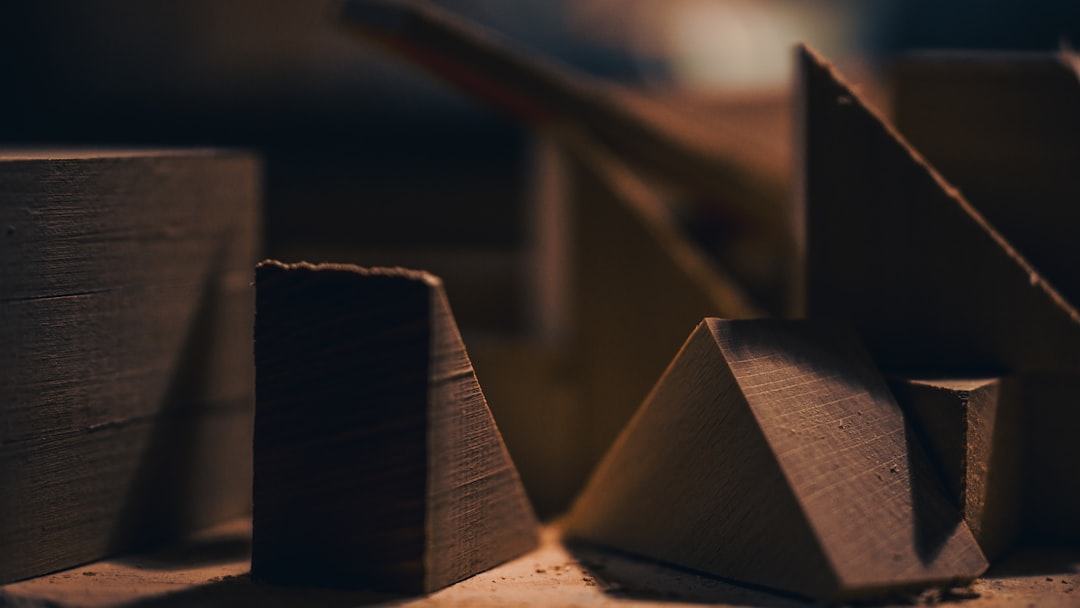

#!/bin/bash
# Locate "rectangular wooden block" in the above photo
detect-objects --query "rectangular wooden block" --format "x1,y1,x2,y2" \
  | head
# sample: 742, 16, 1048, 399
888, 377, 1023, 559
0, 149, 260, 583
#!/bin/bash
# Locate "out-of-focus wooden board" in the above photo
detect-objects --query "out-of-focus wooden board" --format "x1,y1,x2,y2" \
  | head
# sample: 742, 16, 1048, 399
2, 519, 1077, 608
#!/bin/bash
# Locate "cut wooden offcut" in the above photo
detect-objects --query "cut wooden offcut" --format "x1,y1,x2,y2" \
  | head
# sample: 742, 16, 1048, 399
566, 319, 987, 601
888, 377, 1022, 559
252, 261, 539, 594
0, 149, 259, 584
797, 45, 1080, 372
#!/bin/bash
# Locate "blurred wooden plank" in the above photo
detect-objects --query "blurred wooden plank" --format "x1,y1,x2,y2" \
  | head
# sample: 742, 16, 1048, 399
797, 45, 1080, 372
563, 133, 763, 483
567, 318, 987, 601
888, 377, 1023, 559
252, 262, 538, 593
338, 0, 791, 291
0, 149, 259, 584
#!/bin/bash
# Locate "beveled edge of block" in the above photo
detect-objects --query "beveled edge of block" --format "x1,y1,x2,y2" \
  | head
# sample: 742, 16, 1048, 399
256, 259, 442, 287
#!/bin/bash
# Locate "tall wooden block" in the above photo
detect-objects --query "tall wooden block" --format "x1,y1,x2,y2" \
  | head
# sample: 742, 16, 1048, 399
889, 378, 1022, 559
566, 319, 987, 601
0, 149, 259, 583
252, 261, 539, 593
797, 46, 1080, 372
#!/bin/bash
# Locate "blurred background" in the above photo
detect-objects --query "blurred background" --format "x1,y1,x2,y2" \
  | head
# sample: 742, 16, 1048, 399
3, 0, 1078, 517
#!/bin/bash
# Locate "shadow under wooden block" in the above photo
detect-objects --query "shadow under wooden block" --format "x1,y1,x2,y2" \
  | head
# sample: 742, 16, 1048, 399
889, 377, 1023, 560
0, 149, 259, 584
891, 52, 1080, 309
565, 319, 987, 601
252, 261, 539, 594
797, 45, 1080, 373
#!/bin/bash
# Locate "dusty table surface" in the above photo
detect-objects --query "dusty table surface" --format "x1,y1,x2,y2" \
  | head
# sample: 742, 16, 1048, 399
2, 518, 1076, 608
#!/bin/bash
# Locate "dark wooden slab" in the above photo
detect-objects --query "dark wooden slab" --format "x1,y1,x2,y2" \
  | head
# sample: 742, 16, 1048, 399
891, 52, 1080, 310
796, 45, 1080, 372
566, 318, 987, 601
0, 149, 259, 584
252, 261, 538, 594
889, 377, 1023, 559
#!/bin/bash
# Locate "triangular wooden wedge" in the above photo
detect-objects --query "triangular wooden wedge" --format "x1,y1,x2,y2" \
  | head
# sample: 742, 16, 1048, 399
566, 319, 987, 601
252, 260, 539, 593
797, 45, 1080, 372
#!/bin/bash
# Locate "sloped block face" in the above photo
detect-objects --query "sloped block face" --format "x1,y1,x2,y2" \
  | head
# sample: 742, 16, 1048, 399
798, 46, 1080, 373
253, 261, 537, 594
567, 318, 986, 601
424, 286, 540, 590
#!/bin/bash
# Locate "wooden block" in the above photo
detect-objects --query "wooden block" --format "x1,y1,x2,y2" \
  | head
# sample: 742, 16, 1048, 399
566, 319, 987, 601
888, 378, 1023, 559
0, 149, 259, 584
797, 45, 1080, 372
252, 261, 539, 593
891, 53, 1080, 309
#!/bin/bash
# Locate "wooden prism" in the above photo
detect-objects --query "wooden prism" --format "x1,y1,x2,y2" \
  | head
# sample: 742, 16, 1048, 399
888, 378, 1022, 559
566, 319, 987, 601
797, 45, 1080, 372
252, 261, 539, 593
0, 149, 259, 584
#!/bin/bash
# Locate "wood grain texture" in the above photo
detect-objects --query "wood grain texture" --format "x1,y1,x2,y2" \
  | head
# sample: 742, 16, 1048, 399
796, 45, 1080, 372
0, 149, 259, 584
566, 319, 987, 601
252, 261, 538, 594
888, 377, 1022, 559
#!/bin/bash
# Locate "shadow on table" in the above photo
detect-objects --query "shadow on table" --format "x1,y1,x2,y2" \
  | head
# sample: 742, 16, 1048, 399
134, 574, 409, 608
564, 540, 810, 607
